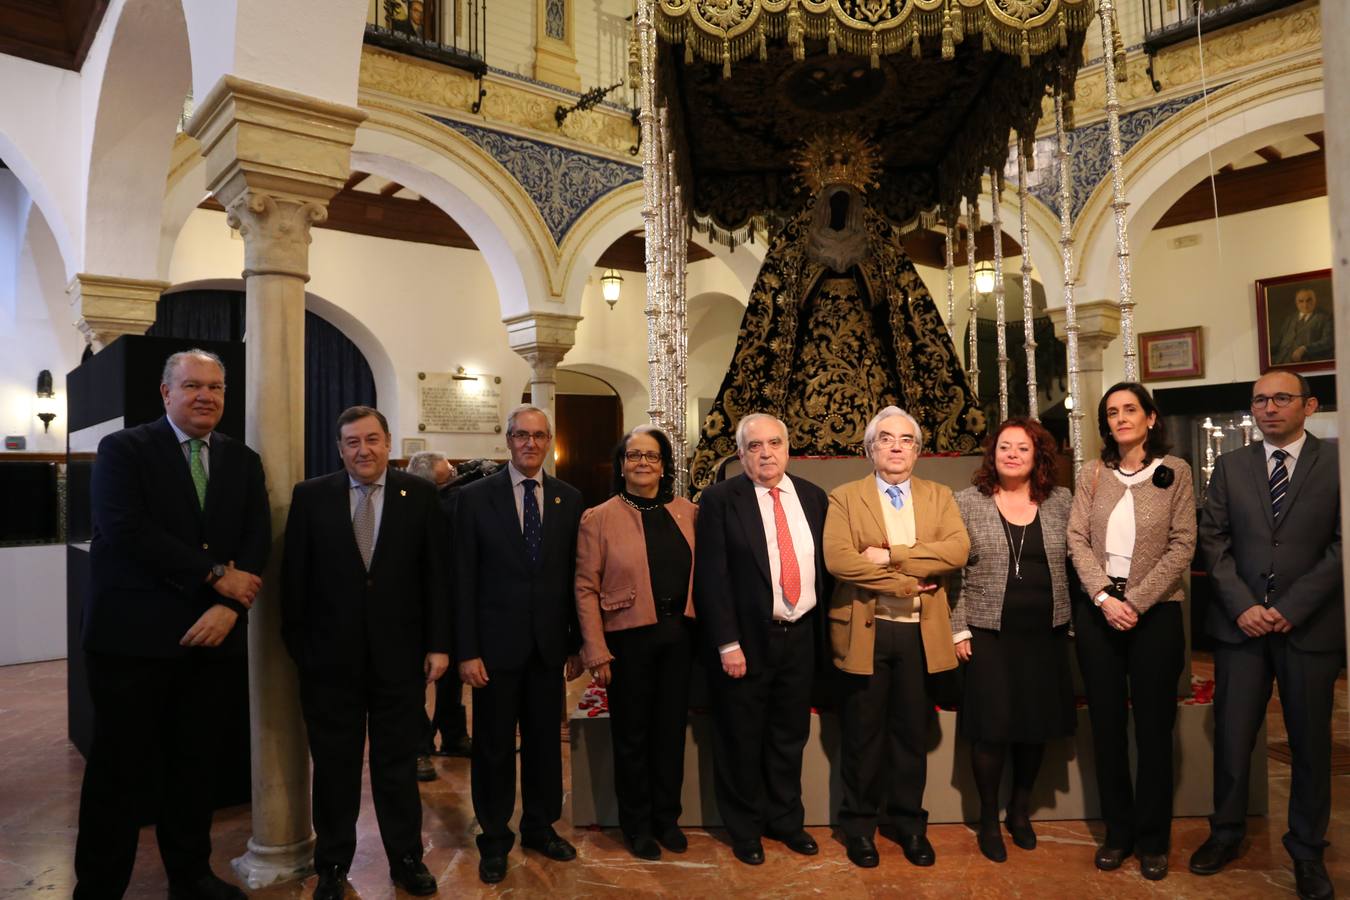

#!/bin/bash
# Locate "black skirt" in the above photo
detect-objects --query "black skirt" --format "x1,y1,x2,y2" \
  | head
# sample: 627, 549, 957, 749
958, 513, 1076, 743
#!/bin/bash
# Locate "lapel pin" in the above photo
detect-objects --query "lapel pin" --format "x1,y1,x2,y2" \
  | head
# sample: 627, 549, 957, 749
554, 496, 561, 504
400, 489, 407, 497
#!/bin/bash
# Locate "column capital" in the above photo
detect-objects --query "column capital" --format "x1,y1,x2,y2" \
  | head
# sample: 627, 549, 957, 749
1048, 299, 1122, 364
68, 273, 171, 351
225, 192, 328, 280
504, 311, 581, 375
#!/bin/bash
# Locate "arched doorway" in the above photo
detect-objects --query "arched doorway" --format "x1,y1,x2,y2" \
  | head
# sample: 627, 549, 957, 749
538, 369, 622, 509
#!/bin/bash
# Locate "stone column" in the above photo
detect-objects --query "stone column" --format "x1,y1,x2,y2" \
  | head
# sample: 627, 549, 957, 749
68, 273, 171, 350
504, 311, 579, 476
187, 75, 366, 889
1325, 2, 1350, 659
1049, 299, 1121, 466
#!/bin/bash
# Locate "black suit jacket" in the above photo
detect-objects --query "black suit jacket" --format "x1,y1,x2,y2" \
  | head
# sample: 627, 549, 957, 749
1199, 434, 1343, 651
281, 467, 450, 684
452, 468, 583, 671
693, 473, 831, 672
84, 416, 270, 659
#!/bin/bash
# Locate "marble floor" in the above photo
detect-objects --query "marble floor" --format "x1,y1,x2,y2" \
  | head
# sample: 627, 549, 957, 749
1, 656, 1347, 899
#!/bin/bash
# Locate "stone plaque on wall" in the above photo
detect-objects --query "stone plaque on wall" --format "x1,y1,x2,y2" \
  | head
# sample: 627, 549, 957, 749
417, 371, 503, 433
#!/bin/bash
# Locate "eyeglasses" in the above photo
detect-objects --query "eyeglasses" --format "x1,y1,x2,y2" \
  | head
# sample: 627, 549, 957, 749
1250, 393, 1306, 409
508, 430, 550, 444
744, 437, 785, 453
624, 450, 663, 463
873, 434, 918, 449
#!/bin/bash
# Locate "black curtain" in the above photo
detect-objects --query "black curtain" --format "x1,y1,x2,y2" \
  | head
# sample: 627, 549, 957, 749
148, 290, 376, 479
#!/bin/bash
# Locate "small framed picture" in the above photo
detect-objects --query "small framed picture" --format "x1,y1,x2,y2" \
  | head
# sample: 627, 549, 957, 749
1139, 326, 1204, 381
401, 437, 427, 457
1256, 269, 1335, 374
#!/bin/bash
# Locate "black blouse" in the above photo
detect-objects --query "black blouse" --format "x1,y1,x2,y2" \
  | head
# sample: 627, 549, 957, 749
621, 491, 691, 604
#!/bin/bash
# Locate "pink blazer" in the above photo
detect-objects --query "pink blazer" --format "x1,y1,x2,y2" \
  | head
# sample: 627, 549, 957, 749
574, 494, 697, 668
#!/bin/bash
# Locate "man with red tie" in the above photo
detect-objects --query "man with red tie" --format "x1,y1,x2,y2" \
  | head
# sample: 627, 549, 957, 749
694, 413, 831, 865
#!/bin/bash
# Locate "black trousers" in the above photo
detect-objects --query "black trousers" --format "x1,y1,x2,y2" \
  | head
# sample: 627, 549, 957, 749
1211, 634, 1342, 861
606, 615, 694, 838
299, 669, 425, 871
709, 619, 814, 844
426, 678, 468, 750
74, 651, 233, 899
836, 620, 934, 839
471, 650, 563, 856
1074, 599, 1184, 854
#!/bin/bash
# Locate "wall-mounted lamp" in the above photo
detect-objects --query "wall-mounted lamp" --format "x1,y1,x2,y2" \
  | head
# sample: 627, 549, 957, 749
973, 261, 996, 296
35, 369, 56, 433
600, 269, 624, 309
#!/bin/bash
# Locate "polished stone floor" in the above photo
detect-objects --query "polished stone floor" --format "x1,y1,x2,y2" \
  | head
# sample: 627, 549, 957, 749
1, 656, 1346, 899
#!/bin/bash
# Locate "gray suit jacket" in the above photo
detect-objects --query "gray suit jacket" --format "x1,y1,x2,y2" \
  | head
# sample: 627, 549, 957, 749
1199, 434, 1343, 650
950, 486, 1073, 634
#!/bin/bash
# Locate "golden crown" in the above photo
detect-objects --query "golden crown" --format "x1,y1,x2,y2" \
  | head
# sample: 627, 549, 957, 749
792, 131, 883, 194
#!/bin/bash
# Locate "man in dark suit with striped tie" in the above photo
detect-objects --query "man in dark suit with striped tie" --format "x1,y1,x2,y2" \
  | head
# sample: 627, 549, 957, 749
282, 406, 449, 899
453, 404, 585, 885
1192, 370, 1342, 900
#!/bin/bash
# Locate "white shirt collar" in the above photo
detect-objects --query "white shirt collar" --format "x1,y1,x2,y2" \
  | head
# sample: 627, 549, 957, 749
752, 473, 794, 496
875, 474, 911, 500
349, 469, 388, 491
509, 462, 544, 487
1264, 431, 1308, 462
166, 415, 210, 447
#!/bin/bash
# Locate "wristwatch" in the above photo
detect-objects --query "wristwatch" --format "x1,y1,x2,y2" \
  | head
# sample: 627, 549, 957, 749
1093, 590, 1111, 607
207, 563, 226, 585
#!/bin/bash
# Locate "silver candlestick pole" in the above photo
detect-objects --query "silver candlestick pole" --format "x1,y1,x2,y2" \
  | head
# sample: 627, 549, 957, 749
1054, 83, 1084, 478
944, 221, 956, 329
1097, 0, 1138, 382
966, 194, 981, 400
1017, 135, 1038, 420
990, 167, 1009, 422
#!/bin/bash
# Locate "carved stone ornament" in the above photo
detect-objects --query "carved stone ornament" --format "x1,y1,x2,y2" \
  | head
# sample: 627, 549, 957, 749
225, 192, 329, 280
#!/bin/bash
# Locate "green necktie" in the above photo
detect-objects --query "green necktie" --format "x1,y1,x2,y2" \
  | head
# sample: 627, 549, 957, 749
188, 438, 208, 510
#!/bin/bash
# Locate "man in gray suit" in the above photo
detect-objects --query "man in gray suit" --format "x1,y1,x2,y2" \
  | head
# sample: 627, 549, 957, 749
1272, 289, 1334, 365
1191, 370, 1342, 900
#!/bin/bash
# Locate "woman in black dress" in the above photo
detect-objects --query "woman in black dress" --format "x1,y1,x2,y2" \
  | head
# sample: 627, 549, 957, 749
951, 417, 1075, 862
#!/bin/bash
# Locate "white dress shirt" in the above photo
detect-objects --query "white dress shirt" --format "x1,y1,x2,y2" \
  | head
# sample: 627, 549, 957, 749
166, 416, 211, 476
508, 463, 546, 530
1264, 431, 1308, 481
348, 469, 388, 546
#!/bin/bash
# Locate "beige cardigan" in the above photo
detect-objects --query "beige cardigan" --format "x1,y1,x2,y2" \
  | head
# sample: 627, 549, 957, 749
1066, 455, 1196, 614
574, 495, 697, 668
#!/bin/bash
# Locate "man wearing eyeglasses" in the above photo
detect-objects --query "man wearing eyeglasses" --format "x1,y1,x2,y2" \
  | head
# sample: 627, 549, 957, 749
1192, 370, 1342, 900
822, 406, 969, 869
452, 404, 585, 884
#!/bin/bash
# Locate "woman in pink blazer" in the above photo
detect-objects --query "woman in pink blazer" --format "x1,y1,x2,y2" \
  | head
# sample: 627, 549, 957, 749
575, 425, 697, 861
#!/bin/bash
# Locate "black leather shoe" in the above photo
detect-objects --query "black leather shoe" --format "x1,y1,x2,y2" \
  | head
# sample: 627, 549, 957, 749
167, 873, 246, 900
313, 866, 348, 900
625, 834, 662, 860
977, 825, 1007, 863
656, 825, 688, 853
898, 833, 936, 867
1189, 837, 1241, 875
1294, 860, 1334, 900
389, 853, 437, 895
521, 829, 577, 861
416, 754, 437, 782
1005, 816, 1036, 850
732, 840, 765, 865
1140, 852, 1169, 881
771, 830, 819, 856
478, 855, 507, 885
845, 835, 879, 868
1094, 845, 1131, 871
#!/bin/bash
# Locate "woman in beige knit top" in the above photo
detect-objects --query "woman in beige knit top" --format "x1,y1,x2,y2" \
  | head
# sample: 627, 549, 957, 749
1067, 382, 1196, 883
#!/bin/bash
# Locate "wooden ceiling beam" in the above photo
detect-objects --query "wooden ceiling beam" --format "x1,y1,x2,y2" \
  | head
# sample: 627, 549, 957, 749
1153, 149, 1327, 230
378, 180, 405, 197
1254, 145, 1283, 163
1307, 132, 1325, 150
901, 226, 1023, 269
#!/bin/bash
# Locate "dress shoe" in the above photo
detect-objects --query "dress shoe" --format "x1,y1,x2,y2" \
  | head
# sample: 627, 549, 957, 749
845, 835, 879, 868
656, 825, 688, 853
1188, 836, 1241, 875
416, 754, 437, 782
313, 866, 349, 900
389, 853, 437, 895
770, 830, 819, 856
478, 855, 508, 885
522, 829, 578, 861
732, 840, 765, 865
1094, 845, 1131, 871
167, 873, 246, 900
897, 833, 936, 867
625, 833, 662, 860
1139, 852, 1169, 881
1005, 815, 1036, 850
977, 824, 1007, 863
1294, 859, 1334, 900
433, 734, 472, 757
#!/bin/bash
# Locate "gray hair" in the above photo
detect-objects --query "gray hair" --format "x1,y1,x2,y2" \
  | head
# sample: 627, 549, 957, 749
505, 403, 554, 436
406, 450, 449, 482
735, 413, 789, 454
162, 349, 225, 386
863, 406, 924, 455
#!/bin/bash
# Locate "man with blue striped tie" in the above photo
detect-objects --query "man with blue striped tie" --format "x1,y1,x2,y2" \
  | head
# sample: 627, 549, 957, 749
1194, 370, 1343, 900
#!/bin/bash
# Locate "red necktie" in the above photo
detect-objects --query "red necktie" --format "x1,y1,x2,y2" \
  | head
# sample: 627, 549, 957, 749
770, 486, 801, 609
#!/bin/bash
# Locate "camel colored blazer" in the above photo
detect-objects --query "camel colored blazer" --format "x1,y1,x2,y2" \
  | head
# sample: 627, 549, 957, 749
574, 494, 697, 668
823, 474, 970, 675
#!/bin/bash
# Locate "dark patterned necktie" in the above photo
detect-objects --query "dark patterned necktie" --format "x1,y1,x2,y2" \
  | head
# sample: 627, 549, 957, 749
1269, 449, 1289, 520
522, 479, 542, 564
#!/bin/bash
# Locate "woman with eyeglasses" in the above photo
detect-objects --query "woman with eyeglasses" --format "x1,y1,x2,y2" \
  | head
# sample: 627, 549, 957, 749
574, 425, 698, 860
1066, 382, 1196, 881
950, 417, 1075, 863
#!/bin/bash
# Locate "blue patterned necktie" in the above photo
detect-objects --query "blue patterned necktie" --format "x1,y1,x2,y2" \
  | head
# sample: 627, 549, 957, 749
1269, 449, 1289, 520
886, 485, 904, 510
521, 478, 542, 564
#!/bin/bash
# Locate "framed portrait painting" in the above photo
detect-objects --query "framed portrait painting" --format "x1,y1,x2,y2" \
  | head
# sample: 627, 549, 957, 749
1256, 269, 1335, 374
1139, 327, 1203, 381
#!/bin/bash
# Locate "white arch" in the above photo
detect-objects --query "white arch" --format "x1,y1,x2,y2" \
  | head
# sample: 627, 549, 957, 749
558, 181, 645, 314
562, 361, 648, 432
0, 94, 79, 279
